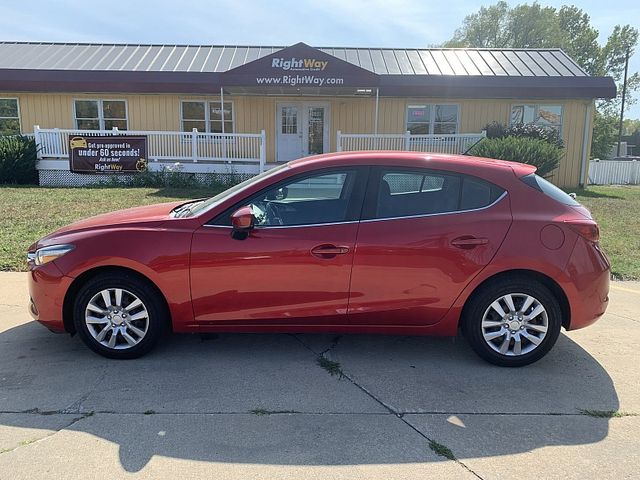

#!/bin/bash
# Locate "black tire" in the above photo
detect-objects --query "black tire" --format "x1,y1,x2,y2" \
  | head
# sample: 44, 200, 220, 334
462, 275, 562, 367
73, 272, 167, 359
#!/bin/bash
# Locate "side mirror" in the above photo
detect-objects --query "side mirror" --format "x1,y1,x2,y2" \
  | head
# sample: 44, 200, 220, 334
230, 206, 254, 240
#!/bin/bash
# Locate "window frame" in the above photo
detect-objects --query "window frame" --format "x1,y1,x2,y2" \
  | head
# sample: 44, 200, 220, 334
405, 103, 460, 136
361, 166, 506, 222
510, 103, 564, 134
0, 97, 21, 135
180, 100, 235, 135
208, 166, 369, 228
73, 99, 128, 131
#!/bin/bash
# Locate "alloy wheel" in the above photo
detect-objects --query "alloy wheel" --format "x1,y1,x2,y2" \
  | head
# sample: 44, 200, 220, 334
84, 288, 149, 350
481, 293, 549, 357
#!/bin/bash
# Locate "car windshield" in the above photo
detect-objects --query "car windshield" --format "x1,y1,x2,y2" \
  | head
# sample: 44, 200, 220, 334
181, 163, 289, 218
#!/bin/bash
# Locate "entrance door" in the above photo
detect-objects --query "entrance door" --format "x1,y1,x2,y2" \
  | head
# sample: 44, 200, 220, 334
276, 103, 301, 162
277, 103, 329, 162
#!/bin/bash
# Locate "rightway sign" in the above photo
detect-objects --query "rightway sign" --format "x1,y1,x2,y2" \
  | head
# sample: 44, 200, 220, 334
222, 42, 379, 88
69, 135, 148, 173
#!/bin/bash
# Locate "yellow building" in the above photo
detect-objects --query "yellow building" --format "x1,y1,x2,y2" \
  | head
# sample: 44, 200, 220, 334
0, 41, 615, 187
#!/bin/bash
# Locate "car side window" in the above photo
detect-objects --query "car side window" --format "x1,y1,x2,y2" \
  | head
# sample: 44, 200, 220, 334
375, 170, 461, 219
213, 169, 359, 227
372, 168, 504, 219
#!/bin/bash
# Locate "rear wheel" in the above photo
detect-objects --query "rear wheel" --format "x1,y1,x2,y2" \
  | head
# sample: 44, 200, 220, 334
73, 273, 166, 359
462, 276, 562, 367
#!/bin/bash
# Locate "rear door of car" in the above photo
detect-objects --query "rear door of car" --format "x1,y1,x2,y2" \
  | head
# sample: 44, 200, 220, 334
347, 166, 512, 325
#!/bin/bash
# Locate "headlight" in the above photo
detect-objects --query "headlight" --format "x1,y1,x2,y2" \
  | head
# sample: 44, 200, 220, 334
28, 244, 75, 266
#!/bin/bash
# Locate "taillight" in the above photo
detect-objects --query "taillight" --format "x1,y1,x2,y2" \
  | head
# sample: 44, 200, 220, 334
565, 220, 600, 242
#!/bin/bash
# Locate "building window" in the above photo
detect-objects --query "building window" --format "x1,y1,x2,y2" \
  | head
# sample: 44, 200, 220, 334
511, 104, 563, 132
181, 101, 234, 133
74, 100, 128, 130
406, 104, 459, 135
0, 98, 20, 135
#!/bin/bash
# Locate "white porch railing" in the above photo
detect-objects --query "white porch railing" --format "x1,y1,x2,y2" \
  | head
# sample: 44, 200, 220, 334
33, 126, 266, 174
337, 131, 486, 155
589, 159, 640, 185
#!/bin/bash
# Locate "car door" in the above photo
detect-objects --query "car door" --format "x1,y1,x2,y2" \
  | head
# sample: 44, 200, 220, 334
190, 167, 368, 325
348, 167, 512, 325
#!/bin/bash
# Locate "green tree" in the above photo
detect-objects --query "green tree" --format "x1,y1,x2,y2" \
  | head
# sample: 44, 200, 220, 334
623, 118, 640, 135
591, 111, 618, 159
557, 5, 601, 75
444, 2, 638, 159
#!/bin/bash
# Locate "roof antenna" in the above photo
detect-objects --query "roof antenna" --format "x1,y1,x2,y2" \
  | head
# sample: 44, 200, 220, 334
462, 136, 485, 155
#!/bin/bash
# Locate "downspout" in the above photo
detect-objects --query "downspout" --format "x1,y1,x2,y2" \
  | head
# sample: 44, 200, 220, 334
579, 102, 593, 188
220, 87, 227, 161
374, 87, 379, 135
220, 87, 225, 134
374, 87, 379, 150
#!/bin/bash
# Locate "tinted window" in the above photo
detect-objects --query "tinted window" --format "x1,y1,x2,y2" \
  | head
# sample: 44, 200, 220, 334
461, 176, 503, 210
214, 169, 359, 227
521, 173, 579, 206
373, 169, 504, 219
376, 170, 461, 218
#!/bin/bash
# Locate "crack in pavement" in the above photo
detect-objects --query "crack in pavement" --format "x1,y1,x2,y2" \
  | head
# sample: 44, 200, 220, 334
292, 334, 484, 480
606, 311, 639, 324
0, 412, 91, 455
60, 364, 109, 414
2, 409, 635, 417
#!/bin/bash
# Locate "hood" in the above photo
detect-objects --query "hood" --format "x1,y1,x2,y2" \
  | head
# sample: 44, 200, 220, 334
36, 201, 184, 245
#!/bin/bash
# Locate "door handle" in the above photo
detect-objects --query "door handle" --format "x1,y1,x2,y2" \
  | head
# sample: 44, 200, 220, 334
451, 236, 489, 249
311, 244, 350, 258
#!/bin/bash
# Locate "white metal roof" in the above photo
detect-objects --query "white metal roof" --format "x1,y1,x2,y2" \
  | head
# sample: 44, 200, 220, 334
0, 41, 588, 77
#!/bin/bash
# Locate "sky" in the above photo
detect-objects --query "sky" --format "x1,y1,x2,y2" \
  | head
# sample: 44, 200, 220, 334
1, 0, 639, 118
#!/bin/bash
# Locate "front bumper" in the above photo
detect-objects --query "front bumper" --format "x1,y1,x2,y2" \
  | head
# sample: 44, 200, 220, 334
28, 261, 74, 333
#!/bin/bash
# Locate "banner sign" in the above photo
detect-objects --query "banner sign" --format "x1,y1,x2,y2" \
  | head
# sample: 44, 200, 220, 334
69, 135, 148, 173
222, 42, 379, 88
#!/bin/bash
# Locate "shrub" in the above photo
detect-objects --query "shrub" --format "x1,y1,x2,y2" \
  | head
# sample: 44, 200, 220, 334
95, 163, 245, 189
484, 121, 564, 149
0, 135, 38, 184
469, 136, 562, 177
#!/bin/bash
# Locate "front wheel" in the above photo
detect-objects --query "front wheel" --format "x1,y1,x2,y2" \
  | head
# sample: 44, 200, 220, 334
462, 277, 562, 367
73, 273, 166, 359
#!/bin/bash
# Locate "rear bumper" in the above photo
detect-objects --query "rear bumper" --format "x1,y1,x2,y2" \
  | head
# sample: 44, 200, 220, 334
28, 262, 74, 333
564, 240, 610, 331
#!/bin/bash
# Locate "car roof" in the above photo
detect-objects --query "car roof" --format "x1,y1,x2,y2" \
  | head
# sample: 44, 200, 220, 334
288, 151, 537, 177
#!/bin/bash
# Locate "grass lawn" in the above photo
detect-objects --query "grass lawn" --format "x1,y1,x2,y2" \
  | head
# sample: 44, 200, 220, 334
0, 186, 222, 271
1, 184, 639, 280
574, 185, 640, 280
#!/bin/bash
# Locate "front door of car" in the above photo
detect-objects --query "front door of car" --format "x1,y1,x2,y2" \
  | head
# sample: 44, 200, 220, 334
190, 167, 368, 325
348, 167, 512, 325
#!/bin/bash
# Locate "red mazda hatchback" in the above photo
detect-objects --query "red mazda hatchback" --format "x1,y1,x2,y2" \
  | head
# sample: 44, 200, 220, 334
27, 152, 610, 366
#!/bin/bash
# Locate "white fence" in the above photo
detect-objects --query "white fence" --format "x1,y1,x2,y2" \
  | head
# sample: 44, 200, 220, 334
589, 160, 640, 185
337, 131, 486, 155
34, 126, 266, 175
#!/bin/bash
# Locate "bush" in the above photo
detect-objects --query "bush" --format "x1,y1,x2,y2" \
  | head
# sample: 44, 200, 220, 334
484, 121, 564, 149
0, 135, 38, 184
469, 136, 562, 177
95, 163, 244, 189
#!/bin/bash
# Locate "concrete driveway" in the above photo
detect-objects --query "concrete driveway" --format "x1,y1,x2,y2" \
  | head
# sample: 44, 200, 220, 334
0, 272, 638, 479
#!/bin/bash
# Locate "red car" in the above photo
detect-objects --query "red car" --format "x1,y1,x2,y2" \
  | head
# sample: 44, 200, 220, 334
27, 152, 610, 366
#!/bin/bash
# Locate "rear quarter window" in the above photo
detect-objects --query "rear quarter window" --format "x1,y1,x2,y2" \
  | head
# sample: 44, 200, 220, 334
460, 176, 504, 210
520, 173, 580, 206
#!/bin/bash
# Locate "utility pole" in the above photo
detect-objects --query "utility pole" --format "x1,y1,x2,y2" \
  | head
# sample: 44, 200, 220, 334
617, 45, 631, 157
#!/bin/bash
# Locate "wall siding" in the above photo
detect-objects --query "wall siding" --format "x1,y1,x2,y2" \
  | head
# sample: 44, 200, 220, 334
2, 92, 590, 187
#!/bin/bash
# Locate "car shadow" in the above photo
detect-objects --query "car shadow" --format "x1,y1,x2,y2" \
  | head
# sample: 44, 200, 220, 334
0, 321, 619, 472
